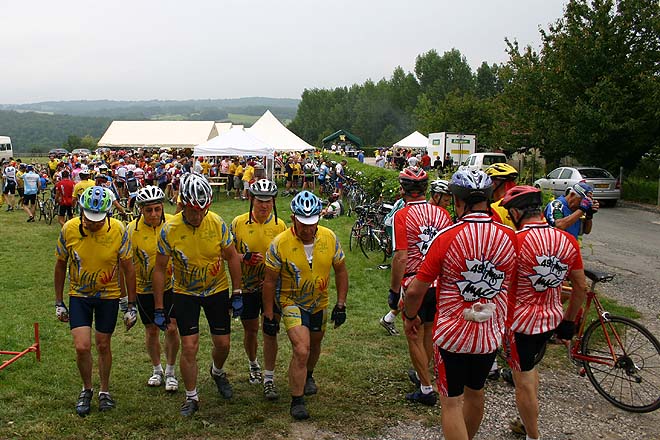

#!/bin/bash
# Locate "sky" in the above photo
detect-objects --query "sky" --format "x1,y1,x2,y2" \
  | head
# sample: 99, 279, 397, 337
1, 0, 568, 104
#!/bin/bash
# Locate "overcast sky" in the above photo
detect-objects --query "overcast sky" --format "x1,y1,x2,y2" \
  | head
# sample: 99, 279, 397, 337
1, 0, 568, 104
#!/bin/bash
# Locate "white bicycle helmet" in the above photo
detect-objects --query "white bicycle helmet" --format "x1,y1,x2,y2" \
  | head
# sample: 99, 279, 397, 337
136, 185, 165, 206
179, 172, 212, 209
290, 190, 322, 225
449, 170, 493, 202
249, 179, 278, 200
430, 179, 451, 195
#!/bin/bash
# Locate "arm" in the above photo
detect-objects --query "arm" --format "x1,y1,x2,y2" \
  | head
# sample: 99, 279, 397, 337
221, 243, 243, 291
553, 209, 583, 231
402, 277, 430, 339
262, 267, 279, 320
564, 269, 587, 321
333, 260, 348, 305
54, 259, 68, 304
152, 253, 170, 309
389, 249, 407, 292
119, 258, 137, 303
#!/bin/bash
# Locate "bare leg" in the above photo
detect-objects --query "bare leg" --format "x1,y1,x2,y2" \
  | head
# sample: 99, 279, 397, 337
211, 334, 230, 369
145, 324, 162, 366
180, 334, 199, 392
242, 318, 259, 362
463, 387, 486, 439
439, 394, 469, 440
406, 324, 432, 386
306, 330, 325, 373
164, 318, 180, 367
513, 369, 540, 439
287, 325, 310, 396
72, 327, 93, 389
95, 331, 113, 392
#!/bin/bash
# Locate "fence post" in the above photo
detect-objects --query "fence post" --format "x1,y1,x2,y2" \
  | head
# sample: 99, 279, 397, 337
619, 166, 624, 200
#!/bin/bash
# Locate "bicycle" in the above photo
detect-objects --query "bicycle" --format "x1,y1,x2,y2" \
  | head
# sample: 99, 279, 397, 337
350, 202, 392, 263
37, 190, 56, 225
565, 268, 660, 413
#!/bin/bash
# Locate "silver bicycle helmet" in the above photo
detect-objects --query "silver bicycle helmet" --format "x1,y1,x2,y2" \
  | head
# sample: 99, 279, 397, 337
249, 179, 278, 200
290, 190, 322, 225
449, 170, 493, 203
179, 172, 212, 210
136, 185, 165, 206
430, 179, 451, 195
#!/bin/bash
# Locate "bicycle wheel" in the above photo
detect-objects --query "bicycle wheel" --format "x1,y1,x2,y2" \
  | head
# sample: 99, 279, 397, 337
379, 229, 393, 262
359, 227, 381, 259
349, 222, 364, 252
581, 315, 660, 413
43, 199, 55, 225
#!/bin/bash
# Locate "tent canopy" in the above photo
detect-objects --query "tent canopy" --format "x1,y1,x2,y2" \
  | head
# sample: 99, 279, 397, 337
322, 129, 363, 148
248, 110, 313, 152
193, 127, 274, 158
98, 121, 217, 148
393, 131, 429, 149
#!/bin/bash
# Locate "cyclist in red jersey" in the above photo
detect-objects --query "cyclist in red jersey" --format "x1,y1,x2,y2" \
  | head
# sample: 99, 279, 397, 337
391, 167, 452, 405
404, 170, 517, 440
501, 186, 586, 440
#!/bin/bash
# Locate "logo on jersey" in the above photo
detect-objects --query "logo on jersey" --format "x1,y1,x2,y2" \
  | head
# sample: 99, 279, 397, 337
456, 258, 505, 301
528, 255, 568, 291
416, 225, 439, 255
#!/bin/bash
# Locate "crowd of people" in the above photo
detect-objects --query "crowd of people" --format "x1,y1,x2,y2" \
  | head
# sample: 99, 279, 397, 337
2, 147, 603, 439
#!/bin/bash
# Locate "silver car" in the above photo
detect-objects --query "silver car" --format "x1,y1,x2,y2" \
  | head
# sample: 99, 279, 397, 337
534, 166, 621, 207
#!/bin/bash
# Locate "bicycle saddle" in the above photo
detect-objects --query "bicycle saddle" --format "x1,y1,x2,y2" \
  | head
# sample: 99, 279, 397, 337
584, 269, 615, 283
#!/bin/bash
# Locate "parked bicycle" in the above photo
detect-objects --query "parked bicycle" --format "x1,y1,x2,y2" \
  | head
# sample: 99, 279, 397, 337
350, 202, 393, 263
37, 189, 56, 225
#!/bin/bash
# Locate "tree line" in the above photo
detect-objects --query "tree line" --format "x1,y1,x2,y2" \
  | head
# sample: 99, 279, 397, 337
288, 0, 659, 172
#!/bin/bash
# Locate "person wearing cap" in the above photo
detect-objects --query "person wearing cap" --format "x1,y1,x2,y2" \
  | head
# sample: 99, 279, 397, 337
2, 163, 18, 211
230, 179, 287, 400
263, 191, 349, 420
48, 154, 60, 178
54, 186, 137, 416
544, 182, 599, 240
403, 170, 517, 440
54, 169, 75, 226
73, 167, 95, 208
501, 186, 586, 438
21, 165, 40, 222
152, 173, 243, 417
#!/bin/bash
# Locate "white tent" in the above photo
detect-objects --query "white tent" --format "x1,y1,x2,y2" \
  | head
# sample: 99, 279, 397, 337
98, 121, 217, 148
214, 122, 233, 136
194, 126, 274, 158
248, 110, 313, 152
393, 131, 429, 149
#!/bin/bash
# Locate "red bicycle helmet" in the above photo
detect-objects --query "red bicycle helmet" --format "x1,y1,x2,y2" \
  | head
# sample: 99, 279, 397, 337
501, 186, 542, 210
399, 166, 428, 195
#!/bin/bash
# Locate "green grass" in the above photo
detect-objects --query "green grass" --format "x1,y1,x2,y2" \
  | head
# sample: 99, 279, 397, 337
226, 113, 260, 126
0, 191, 641, 439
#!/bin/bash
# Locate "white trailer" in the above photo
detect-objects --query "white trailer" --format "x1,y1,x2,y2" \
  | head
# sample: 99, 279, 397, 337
0, 136, 13, 161
427, 132, 476, 167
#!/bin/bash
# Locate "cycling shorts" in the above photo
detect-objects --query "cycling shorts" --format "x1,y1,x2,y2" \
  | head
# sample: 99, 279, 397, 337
3, 181, 16, 195
507, 329, 554, 372
400, 287, 436, 323
58, 205, 73, 217
435, 346, 497, 397
173, 290, 231, 337
22, 194, 36, 205
281, 305, 326, 333
304, 176, 314, 183
69, 296, 119, 334
136, 289, 176, 326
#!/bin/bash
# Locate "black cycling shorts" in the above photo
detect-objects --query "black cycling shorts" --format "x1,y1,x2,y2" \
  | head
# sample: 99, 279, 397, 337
509, 330, 554, 372
3, 181, 16, 195
22, 194, 36, 205
58, 204, 73, 217
69, 296, 119, 334
136, 289, 176, 325
240, 291, 281, 321
173, 290, 231, 337
419, 287, 436, 323
435, 347, 497, 397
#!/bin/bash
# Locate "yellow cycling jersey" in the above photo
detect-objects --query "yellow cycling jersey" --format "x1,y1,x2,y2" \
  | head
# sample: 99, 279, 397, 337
55, 217, 132, 299
242, 165, 255, 182
73, 179, 95, 201
491, 198, 516, 228
231, 212, 287, 292
265, 226, 345, 313
157, 211, 233, 297
127, 213, 174, 294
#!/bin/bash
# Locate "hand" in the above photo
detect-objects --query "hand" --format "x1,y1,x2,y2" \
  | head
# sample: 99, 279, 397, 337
403, 314, 421, 339
330, 303, 346, 328
123, 305, 137, 331
555, 319, 576, 340
231, 293, 244, 318
262, 316, 280, 336
578, 197, 592, 213
242, 252, 263, 266
153, 308, 168, 331
55, 302, 69, 322
388, 288, 400, 311
590, 199, 600, 214
119, 296, 129, 313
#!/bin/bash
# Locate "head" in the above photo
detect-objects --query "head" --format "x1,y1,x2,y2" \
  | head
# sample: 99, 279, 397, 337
135, 185, 166, 227
248, 179, 278, 223
399, 166, 428, 200
566, 182, 593, 210
449, 170, 493, 218
328, 192, 340, 203
27, 165, 34, 173
61, 169, 69, 179
485, 163, 519, 200
79, 186, 113, 233
429, 179, 452, 209
179, 173, 212, 227
501, 186, 543, 230
290, 191, 322, 244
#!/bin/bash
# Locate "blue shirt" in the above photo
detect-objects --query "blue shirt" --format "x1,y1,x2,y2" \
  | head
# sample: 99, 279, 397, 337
22, 171, 40, 195
544, 196, 581, 239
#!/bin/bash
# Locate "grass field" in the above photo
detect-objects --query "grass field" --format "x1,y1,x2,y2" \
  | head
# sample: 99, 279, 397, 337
0, 191, 639, 439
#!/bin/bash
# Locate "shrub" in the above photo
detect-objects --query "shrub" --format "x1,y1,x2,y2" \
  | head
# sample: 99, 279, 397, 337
324, 153, 400, 201
623, 178, 659, 204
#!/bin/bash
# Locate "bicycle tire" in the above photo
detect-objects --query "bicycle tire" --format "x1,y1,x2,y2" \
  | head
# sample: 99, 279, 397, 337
358, 227, 380, 259
581, 315, 660, 413
349, 223, 363, 252
43, 199, 55, 225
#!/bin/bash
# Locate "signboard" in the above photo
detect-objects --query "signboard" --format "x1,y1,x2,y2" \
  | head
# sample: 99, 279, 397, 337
451, 139, 471, 144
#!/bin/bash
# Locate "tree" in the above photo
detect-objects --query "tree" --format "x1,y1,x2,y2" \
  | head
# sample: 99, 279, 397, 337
414, 49, 475, 104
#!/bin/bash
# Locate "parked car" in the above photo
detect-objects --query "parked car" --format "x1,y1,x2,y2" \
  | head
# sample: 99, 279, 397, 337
48, 148, 69, 158
458, 152, 508, 172
533, 166, 620, 206
71, 148, 91, 156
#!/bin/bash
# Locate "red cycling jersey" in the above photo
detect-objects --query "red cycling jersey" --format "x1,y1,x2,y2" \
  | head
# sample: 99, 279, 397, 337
392, 200, 452, 287
507, 221, 583, 335
416, 213, 517, 354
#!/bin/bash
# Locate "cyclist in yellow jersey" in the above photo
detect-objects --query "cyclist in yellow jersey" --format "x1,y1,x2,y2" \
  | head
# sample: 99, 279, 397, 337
241, 161, 255, 199
263, 191, 348, 420
126, 186, 180, 393
54, 186, 137, 417
485, 163, 519, 229
152, 173, 242, 417
73, 167, 95, 205
230, 179, 287, 401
